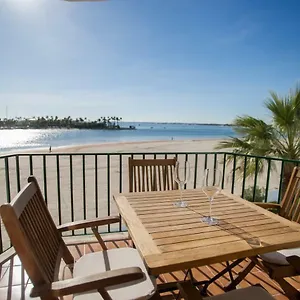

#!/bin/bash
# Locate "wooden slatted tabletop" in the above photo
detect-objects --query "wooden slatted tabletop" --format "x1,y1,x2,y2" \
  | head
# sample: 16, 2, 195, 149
114, 189, 300, 275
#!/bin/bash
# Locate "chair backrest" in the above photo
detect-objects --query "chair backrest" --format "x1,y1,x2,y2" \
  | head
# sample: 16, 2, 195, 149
0, 176, 73, 295
280, 166, 300, 222
128, 157, 178, 192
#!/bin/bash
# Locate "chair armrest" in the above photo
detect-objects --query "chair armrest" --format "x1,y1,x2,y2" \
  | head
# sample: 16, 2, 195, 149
286, 255, 300, 274
254, 203, 281, 210
57, 216, 120, 232
30, 267, 144, 298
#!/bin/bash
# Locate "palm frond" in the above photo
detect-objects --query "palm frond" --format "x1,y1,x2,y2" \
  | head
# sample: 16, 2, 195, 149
265, 93, 296, 128
216, 83, 300, 186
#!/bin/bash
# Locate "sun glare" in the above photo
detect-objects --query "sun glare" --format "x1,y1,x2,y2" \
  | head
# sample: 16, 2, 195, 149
7, 0, 41, 12
10, 0, 37, 4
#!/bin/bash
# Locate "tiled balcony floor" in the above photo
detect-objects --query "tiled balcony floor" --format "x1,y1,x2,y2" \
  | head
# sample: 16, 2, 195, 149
0, 236, 299, 299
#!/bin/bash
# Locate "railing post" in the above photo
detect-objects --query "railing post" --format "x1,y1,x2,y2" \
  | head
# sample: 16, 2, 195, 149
264, 159, 271, 203
4, 157, 11, 203
185, 153, 188, 189
193, 154, 198, 189
119, 154, 123, 231
70, 155, 74, 235
241, 155, 247, 198
107, 154, 111, 232
82, 155, 87, 234
29, 155, 33, 175
221, 153, 227, 189
252, 158, 259, 202
95, 155, 98, 219
15, 155, 21, 192
231, 154, 236, 194
213, 153, 217, 170
56, 155, 62, 225
278, 160, 285, 204
43, 155, 48, 205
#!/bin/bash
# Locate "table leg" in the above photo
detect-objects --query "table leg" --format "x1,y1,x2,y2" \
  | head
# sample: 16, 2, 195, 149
156, 258, 247, 295
198, 258, 245, 295
224, 259, 256, 291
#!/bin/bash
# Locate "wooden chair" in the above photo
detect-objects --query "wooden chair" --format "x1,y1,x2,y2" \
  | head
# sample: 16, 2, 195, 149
253, 166, 300, 220
178, 282, 274, 299
0, 176, 159, 300
128, 157, 178, 192
227, 166, 300, 299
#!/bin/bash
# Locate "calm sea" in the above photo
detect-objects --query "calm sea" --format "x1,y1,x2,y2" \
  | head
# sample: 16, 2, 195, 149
0, 122, 235, 153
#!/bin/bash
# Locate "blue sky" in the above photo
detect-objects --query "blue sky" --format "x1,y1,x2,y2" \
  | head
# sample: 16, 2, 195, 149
0, 0, 299, 123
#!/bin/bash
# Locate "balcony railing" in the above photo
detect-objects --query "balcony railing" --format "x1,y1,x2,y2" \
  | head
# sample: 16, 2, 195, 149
0, 151, 299, 255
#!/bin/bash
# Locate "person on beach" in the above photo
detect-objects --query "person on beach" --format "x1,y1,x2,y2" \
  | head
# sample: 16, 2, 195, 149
49, 145, 52, 153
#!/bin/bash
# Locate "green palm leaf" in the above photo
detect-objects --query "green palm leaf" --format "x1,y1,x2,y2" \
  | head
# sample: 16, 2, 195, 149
216, 83, 300, 190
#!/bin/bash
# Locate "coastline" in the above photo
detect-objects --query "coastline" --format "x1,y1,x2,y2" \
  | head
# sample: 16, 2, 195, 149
0, 138, 227, 155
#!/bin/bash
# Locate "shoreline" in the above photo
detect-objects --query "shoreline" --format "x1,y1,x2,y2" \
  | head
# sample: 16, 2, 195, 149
0, 137, 227, 156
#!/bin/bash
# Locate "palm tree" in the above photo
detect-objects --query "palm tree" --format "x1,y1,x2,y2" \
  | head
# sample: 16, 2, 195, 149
216, 84, 300, 193
111, 116, 116, 127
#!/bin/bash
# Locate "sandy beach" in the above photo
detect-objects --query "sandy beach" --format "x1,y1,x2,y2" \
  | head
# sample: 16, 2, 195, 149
0, 138, 282, 250
6, 138, 223, 154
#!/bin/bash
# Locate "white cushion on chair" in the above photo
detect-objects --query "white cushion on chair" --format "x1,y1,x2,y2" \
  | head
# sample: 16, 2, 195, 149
73, 248, 156, 300
209, 286, 273, 299
259, 247, 300, 266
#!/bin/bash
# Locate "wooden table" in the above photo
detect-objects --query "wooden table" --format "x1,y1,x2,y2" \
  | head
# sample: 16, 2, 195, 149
114, 189, 300, 276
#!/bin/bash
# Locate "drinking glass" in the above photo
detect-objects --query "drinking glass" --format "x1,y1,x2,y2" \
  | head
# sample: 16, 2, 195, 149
173, 161, 190, 207
201, 169, 222, 225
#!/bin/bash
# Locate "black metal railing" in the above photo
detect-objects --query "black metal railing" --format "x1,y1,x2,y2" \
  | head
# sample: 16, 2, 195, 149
0, 151, 299, 254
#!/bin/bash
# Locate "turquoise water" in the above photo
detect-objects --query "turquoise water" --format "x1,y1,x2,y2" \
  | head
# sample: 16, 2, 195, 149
0, 122, 235, 152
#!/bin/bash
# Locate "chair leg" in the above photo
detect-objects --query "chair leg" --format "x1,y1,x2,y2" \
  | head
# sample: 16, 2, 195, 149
275, 278, 300, 300
224, 258, 256, 291
258, 258, 300, 299
151, 291, 163, 299
127, 232, 135, 248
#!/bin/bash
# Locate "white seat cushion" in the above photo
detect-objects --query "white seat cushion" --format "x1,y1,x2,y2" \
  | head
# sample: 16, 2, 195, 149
209, 286, 273, 299
259, 247, 300, 266
73, 248, 156, 300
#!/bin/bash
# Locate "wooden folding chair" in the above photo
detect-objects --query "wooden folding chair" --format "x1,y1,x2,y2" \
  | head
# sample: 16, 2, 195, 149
226, 166, 300, 299
0, 176, 159, 300
128, 157, 178, 192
